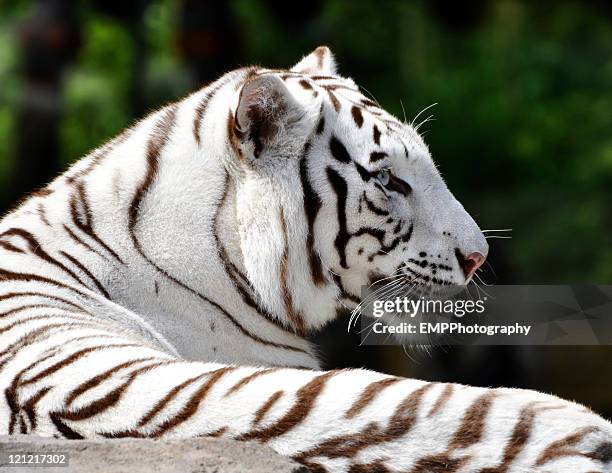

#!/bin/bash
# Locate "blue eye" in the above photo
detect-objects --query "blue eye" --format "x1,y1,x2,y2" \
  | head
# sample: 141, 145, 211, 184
377, 169, 390, 186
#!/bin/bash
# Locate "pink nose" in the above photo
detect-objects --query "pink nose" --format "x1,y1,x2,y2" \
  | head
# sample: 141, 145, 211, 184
455, 249, 486, 280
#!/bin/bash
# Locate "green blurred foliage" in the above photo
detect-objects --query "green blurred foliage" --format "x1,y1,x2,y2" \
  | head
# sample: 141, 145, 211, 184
0, 1, 30, 193
62, 16, 134, 160
61, 1, 187, 160
1, 0, 611, 285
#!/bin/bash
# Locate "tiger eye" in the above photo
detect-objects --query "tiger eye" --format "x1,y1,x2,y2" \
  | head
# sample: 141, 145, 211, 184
377, 169, 390, 186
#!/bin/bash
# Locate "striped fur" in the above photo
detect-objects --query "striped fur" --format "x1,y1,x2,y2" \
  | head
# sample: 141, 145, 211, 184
0, 47, 610, 472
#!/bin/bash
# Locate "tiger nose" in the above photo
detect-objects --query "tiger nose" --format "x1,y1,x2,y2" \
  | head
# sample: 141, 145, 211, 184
455, 249, 486, 280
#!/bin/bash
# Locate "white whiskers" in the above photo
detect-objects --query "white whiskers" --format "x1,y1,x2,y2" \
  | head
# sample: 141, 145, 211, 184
410, 103, 437, 128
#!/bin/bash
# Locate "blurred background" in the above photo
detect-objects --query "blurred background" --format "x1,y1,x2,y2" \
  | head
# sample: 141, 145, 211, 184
0, 0, 610, 417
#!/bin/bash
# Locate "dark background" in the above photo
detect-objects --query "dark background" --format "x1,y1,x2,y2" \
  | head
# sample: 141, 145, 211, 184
0, 0, 610, 418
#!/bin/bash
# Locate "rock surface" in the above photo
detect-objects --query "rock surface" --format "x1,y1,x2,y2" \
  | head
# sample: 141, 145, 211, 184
0, 435, 309, 473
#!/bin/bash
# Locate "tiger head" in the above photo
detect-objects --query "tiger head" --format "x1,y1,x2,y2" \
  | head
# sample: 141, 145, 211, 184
228, 47, 488, 330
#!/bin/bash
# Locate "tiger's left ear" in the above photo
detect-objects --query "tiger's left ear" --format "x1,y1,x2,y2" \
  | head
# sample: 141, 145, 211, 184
291, 46, 337, 75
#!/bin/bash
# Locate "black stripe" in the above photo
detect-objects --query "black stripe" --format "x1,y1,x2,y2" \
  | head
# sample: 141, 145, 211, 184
0, 240, 24, 253
354, 162, 371, 182
363, 192, 389, 216
354, 223, 413, 263
23, 386, 52, 431
0, 269, 90, 298
316, 116, 325, 135
37, 203, 51, 227
330, 136, 351, 164
0, 228, 88, 288
300, 143, 326, 286
22, 343, 142, 387
59, 251, 110, 299
0, 291, 85, 311
193, 70, 250, 145
62, 224, 109, 262
128, 105, 178, 245
326, 167, 350, 269
50, 414, 85, 439
373, 125, 381, 145
69, 183, 124, 265
351, 106, 364, 128
370, 151, 387, 162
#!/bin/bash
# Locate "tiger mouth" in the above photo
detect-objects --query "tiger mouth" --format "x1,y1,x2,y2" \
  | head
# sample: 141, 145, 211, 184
401, 264, 454, 287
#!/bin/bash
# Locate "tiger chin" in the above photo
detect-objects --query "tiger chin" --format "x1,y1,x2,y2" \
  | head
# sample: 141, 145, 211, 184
0, 47, 610, 473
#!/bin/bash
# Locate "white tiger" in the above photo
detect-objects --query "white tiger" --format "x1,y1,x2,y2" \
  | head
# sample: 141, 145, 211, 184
0, 47, 610, 473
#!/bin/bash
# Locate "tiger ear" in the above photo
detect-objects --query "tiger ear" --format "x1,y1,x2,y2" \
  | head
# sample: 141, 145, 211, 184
291, 46, 337, 75
234, 74, 305, 159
